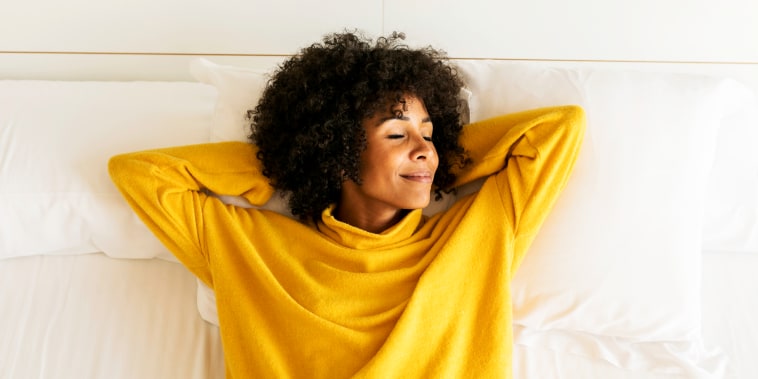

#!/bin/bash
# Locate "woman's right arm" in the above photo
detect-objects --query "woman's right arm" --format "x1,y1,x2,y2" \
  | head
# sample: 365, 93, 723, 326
108, 142, 274, 282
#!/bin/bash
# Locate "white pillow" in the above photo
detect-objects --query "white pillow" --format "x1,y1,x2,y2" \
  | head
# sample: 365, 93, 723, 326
0, 80, 217, 260
189, 59, 753, 374
455, 60, 752, 373
702, 95, 758, 254
190, 58, 269, 143
190, 57, 758, 250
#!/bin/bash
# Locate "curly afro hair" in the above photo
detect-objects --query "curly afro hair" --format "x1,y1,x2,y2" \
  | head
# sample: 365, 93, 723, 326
250, 31, 470, 221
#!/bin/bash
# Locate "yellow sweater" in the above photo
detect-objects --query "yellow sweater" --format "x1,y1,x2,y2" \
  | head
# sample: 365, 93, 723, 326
109, 105, 585, 378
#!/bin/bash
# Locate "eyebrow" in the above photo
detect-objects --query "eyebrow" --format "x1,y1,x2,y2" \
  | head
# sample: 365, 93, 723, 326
374, 116, 432, 126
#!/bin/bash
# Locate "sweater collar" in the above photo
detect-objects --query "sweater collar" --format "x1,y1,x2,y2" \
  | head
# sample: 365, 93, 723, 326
318, 205, 424, 250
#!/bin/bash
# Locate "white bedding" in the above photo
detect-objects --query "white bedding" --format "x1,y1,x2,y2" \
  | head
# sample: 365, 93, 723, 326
701, 252, 758, 378
1, 251, 754, 378
0, 254, 224, 379
2, 65, 756, 378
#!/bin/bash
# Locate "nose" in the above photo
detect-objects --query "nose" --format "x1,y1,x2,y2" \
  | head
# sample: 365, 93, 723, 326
411, 134, 434, 161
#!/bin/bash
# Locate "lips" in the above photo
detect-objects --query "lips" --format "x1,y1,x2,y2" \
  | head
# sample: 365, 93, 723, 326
400, 172, 434, 183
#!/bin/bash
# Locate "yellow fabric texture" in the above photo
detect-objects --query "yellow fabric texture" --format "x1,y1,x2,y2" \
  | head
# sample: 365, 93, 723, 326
109, 105, 585, 378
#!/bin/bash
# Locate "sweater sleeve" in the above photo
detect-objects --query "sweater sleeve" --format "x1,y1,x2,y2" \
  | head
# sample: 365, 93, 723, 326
454, 105, 585, 273
108, 141, 274, 283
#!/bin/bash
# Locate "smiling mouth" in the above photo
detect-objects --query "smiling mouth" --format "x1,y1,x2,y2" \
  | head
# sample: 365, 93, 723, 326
400, 173, 434, 183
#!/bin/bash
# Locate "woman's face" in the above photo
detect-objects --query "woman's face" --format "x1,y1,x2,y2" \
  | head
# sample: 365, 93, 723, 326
338, 96, 439, 229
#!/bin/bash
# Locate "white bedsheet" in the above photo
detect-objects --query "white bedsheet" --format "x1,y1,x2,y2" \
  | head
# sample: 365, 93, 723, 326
701, 251, 758, 379
513, 344, 708, 379
0, 254, 224, 379
510, 251, 758, 379
1, 252, 755, 379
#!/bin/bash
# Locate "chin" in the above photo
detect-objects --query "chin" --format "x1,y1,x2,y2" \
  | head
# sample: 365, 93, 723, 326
404, 198, 431, 210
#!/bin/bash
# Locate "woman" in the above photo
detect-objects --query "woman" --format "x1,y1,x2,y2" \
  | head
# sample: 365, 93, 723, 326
109, 31, 585, 378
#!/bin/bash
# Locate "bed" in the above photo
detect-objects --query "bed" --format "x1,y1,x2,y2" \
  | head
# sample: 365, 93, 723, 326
2, 1, 758, 378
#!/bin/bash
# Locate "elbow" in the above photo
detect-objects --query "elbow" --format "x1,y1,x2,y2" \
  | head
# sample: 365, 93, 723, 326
559, 105, 587, 145
107, 154, 126, 180
107, 153, 138, 187
562, 105, 586, 129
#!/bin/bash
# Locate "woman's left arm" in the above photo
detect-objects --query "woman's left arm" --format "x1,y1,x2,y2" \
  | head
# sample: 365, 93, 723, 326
454, 105, 586, 272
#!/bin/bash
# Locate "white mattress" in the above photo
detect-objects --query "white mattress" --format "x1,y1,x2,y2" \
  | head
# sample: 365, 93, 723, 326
1, 252, 755, 379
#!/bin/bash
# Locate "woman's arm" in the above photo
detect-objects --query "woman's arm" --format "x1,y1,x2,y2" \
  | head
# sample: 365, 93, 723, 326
108, 141, 274, 283
454, 106, 586, 272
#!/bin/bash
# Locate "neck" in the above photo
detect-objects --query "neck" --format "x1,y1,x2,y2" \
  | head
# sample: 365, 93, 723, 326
334, 205, 407, 234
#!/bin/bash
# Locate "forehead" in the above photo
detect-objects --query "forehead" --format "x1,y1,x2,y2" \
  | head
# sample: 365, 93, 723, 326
373, 94, 427, 115
360, 94, 430, 132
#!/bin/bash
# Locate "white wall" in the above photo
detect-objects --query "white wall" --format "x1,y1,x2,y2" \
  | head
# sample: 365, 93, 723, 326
386, 0, 758, 62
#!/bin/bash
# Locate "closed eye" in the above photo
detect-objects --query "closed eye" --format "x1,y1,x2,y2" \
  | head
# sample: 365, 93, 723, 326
423, 136, 433, 141
388, 134, 405, 139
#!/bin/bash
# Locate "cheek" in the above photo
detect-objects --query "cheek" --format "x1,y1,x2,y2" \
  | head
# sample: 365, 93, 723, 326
359, 152, 392, 182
